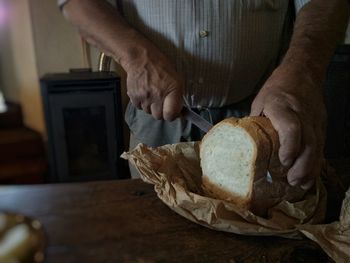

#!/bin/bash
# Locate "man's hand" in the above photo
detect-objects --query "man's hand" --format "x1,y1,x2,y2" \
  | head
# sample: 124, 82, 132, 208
250, 0, 349, 189
62, 0, 183, 121
250, 65, 326, 190
123, 48, 183, 121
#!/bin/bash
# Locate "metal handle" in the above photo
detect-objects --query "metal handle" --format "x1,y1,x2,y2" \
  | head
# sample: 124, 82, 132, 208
98, 52, 112, 72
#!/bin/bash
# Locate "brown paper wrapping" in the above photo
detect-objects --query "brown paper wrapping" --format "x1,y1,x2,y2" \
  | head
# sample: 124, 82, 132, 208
122, 142, 349, 262
298, 188, 350, 263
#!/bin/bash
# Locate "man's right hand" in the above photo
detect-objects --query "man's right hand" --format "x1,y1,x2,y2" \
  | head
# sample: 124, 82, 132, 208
123, 48, 184, 121
62, 0, 183, 121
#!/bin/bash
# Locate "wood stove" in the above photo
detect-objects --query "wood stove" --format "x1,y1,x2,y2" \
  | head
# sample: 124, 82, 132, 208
41, 70, 128, 182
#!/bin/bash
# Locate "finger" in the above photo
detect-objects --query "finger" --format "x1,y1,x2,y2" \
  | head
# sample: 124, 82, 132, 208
127, 91, 142, 110
300, 179, 315, 190
163, 88, 183, 121
287, 124, 318, 186
141, 101, 151, 114
298, 125, 324, 190
130, 98, 142, 110
250, 96, 264, 116
263, 105, 302, 167
150, 102, 163, 120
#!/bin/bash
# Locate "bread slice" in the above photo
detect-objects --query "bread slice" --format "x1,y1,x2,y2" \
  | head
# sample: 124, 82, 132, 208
200, 116, 304, 216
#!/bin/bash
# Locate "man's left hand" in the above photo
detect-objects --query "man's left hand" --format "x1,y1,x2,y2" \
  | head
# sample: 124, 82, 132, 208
250, 65, 326, 190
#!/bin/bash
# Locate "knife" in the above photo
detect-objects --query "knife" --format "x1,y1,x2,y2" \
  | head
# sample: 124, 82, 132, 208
181, 106, 213, 133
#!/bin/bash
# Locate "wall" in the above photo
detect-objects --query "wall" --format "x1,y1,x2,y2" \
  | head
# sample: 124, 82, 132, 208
0, 0, 43, 133
0, 0, 84, 135
0, 0, 127, 136
0, 1, 16, 101
29, 0, 83, 76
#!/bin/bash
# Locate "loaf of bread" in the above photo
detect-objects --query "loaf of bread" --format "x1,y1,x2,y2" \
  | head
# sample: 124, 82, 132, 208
200, 116, 306, 217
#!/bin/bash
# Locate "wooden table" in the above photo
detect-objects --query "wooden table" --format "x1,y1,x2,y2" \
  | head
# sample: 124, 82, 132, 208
0, 160, 349, 263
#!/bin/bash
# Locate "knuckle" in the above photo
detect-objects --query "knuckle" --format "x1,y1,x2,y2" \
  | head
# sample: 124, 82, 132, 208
139, 89, 151, 99
303, 143, 317, 157
141, 102, 149, 109
152, 112, 163, 120
283, 122, 300, 136
127, 90, 136, 99
251, 99, 262, 111
279, 147, 297, 159
289, 163, 313, 181
163, 110, 177, 121
269, 92, 302, 112
268, 93, 284, 105
285, 94, 302, 111
152, 89, 164, 100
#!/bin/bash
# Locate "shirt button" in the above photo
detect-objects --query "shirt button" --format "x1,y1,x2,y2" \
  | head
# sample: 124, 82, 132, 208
199, 30, 209, 38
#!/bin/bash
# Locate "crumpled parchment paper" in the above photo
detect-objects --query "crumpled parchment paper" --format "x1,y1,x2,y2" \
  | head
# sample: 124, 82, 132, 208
122, 142, 350, 263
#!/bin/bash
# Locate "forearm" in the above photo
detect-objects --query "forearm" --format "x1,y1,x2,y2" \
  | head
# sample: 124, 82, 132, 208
62, 0, 162, 69
62, 0, 183, 120
282, 0, 350, 84
252, 0, 349, 188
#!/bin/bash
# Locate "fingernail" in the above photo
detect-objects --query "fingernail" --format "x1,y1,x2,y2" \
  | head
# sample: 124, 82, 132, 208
281, 158, 293, 167
300, 180, 314, 190
288, 179, 300, 187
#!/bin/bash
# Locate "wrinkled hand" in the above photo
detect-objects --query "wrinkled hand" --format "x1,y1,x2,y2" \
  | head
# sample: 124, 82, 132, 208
123, 49, 184, 121
250, 65, 326, 190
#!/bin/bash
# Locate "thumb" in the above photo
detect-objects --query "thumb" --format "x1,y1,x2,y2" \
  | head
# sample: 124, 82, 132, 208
250, 96, 264, 116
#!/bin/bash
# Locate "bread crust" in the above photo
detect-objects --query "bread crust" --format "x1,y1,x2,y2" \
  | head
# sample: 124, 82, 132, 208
200, 116, 300, 217
248, 117, 287, 177
201, 117, 272, 213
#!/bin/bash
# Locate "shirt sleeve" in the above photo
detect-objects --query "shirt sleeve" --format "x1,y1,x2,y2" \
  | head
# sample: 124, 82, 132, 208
294, 0, 310, 13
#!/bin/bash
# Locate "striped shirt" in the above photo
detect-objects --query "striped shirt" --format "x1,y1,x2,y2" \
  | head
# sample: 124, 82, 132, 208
60, 0, 310, 108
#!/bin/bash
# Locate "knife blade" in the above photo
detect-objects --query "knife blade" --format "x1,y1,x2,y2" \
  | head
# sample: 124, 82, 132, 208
181, 106, 213, 133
